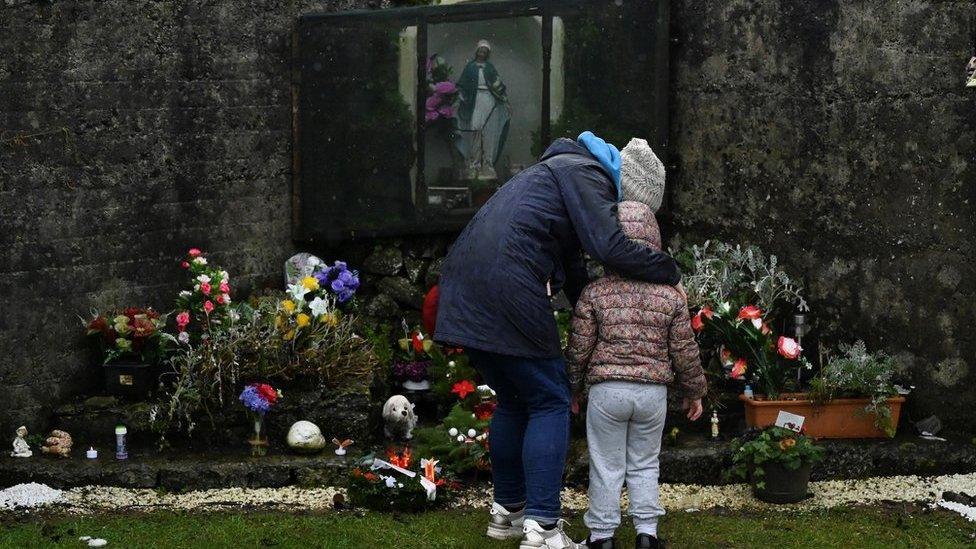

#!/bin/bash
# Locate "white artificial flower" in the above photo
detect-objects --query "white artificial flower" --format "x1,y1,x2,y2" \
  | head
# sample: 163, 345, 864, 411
222, 293, 231, 304
477, 384, 496, 397
193, 256, 207, 265
719, 302, 732, 315
751, 318, 763, 330
193, 284, 200, 292
456, 435, 466, 443
448, 361, 456, 368
196, 274, 211, 284
220, 270, 229, 283
448, 427, 459, 437
309, 296, 331, 317
229, 309, 240, 322
179, 290, 191, 298
467, 429, 477, 438
178, 331, 190, 344
384, 476, 397, 488
287, 282, 309, 302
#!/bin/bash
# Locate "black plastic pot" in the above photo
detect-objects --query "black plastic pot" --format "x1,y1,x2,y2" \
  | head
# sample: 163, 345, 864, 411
104, 360, 156, 400
752, 461, 813, 504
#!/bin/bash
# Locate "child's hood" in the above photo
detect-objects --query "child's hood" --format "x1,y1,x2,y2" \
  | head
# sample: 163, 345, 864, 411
617, 200, 662, 251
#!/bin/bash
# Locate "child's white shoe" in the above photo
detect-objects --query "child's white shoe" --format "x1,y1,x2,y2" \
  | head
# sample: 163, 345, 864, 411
520, 519, 582, 549
486, 501, 525, 540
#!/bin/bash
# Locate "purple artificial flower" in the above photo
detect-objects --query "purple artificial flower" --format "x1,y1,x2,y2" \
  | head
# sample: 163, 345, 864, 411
347, 274, 360, 290
438, 104, 455, 118
338, 270, 353, 283
392, 360, 432, 382
331, 279, 345, 292
338, 289, 354, 303
425, 95, 441, 110
240, 385, 271, 415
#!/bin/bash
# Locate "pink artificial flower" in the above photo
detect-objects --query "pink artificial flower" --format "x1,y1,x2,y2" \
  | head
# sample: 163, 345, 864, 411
425, 110, 438, 122
425, 95, 440, 110
203, 300, 214, 314
777, 336, 802, 360
438, 104, 455, 118
181, 261, 190, 269
216, 294, 225, 305
433, 81, 456, 95
200, 282, 212, 296
731, 358, 747, 379
176, 311, 190, 328
219, 281, 230, 294
188, 248, 202, 258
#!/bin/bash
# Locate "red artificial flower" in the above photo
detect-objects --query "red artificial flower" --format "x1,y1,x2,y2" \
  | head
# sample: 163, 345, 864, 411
200, 282, 212, 296
452, 380, 476, 400
132, 317, 155, 338
181, 261, 190, 269
691, 306, 712, 333
777, 336, 802, 360
760, 321, 772, 335
364, 472, 378, 482
87, 315, 109, 335
411, 331, 425, 353
188, 248, 202, 258
474, 401, 496, 421
731, 358, 747, 379
216, 294, 225, 305
219, 281, 230, 294
255, 383, 278, 405
203, 300, 215, 314
737, 305, 762, 321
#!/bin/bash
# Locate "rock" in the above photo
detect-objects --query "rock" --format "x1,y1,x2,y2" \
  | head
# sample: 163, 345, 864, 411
378, 277, 424, 309
287, 421, 326, 454
404, 257, 428, 284
364, 294, 401, 319
83, 396, 118, 409
362, 248, 403, 277
424, 257, 445, 288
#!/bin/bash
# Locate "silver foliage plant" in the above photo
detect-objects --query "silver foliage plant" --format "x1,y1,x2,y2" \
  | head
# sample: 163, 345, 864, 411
676, 241, 809, 313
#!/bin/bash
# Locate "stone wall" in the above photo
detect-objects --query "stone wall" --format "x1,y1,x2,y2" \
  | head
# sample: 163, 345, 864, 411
669, 0, 976, 431
3, 0, 976, 438
0, 0, 378, 437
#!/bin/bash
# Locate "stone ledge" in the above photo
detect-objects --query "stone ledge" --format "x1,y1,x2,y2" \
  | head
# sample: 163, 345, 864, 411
0, 451, 357, 491
565, 436, 976, 487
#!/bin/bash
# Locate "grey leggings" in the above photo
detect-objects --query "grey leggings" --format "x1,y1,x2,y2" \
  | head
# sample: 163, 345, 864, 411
584, 381, 667, 538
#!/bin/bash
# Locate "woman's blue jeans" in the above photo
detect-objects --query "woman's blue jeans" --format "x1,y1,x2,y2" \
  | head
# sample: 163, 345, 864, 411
468, 348, 570, 523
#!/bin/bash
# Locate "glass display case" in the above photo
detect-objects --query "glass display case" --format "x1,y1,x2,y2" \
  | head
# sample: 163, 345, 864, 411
292, 0, 669, 242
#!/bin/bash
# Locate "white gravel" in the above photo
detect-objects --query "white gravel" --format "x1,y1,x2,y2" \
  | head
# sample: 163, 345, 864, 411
938, 500, 976, 522
0, 482, 64, 510
3, 473, 976, 515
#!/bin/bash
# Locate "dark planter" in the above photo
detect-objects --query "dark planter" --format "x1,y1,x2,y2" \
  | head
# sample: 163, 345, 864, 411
752, 461, 812, 504
104, 361, 156, 400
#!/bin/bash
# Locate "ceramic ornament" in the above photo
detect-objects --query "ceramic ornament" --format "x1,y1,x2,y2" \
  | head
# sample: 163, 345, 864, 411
10, 426, 31, 458
287, 421, 326, 454
332, 438, 353, 456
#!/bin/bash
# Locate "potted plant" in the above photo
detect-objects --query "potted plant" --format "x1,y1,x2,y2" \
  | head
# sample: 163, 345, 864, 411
84, 307, 168, 399
393, 329, 434, 391
738, 341, 905, 439
729, 426, 824, 504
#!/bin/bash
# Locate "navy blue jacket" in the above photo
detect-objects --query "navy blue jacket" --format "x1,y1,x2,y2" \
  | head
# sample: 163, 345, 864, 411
434, 139, 681, 358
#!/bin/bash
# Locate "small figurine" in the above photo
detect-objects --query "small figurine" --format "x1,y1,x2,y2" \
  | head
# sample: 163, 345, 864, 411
710, 411, 720, 440
10, 425, 32, 458
382, 394, 417, 441
332, 438, 353, 456
40, 429, 73, 458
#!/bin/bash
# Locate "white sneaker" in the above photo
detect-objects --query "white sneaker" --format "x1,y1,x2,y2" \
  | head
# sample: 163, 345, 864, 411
486, 502, 525, 540
520, 519, 582, 549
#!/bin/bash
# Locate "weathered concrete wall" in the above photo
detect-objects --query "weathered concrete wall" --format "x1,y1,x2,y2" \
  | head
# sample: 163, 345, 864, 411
670, 0, 976, 431
0, 0, 378, 437
3, 0, 975, 439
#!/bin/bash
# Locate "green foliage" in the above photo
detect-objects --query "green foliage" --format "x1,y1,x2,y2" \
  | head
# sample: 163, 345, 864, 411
362, 323, 395, 369
427, 347, 479, 408
729, 426, 824, 489
809, 341, 900, 436
675, 241, 808, 316
411, 403, 491, 476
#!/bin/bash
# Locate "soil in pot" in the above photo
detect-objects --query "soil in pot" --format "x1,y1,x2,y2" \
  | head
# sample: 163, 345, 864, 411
752, 461, 813, 504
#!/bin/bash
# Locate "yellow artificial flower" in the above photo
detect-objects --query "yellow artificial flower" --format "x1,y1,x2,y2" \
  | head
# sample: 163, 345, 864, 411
302, 276, 320, 291
283, 329, 295, 341
113, 315, 130, 334
275, 315, 285, 330
281, 300, 296, 314
319, 312, 339, 327
296, 313, 311, 328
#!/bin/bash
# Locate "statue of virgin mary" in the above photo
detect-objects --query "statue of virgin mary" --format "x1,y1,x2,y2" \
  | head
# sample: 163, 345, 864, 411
456, 39, 510, 180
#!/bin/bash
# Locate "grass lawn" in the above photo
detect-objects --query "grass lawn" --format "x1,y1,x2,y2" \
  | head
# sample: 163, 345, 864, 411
2, 505, 974, 548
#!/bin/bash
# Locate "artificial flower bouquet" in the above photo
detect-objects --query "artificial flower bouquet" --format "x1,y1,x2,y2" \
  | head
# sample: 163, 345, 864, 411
391, 327, 435, 390
85, 307, 168, 365
240, 382, 281, 456
692, 302, 806, 399
310, 260, 360, 308
347, 447, 456, 512
175, 248, 234, 341
424, 54, 457, 124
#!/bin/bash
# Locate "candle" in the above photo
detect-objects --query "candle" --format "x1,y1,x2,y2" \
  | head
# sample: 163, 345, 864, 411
115, 425, 128, 460
86, 447, 98, 459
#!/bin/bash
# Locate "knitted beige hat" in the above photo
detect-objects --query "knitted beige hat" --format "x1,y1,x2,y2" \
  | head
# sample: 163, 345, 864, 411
620, 138, 666, 212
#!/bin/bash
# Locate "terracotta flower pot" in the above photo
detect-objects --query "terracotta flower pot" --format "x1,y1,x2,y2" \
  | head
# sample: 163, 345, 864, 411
740, 393, 905, 438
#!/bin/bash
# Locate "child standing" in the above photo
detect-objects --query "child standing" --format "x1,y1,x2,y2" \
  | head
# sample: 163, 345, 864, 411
567, 201, 707, 549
